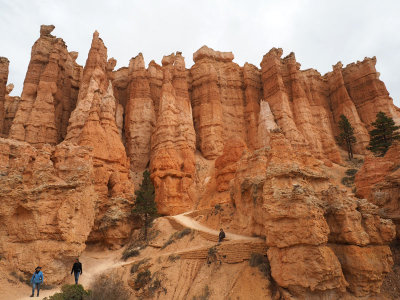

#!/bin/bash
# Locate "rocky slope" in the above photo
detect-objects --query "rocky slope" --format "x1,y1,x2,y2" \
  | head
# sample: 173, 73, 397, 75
0, 24, 399, 298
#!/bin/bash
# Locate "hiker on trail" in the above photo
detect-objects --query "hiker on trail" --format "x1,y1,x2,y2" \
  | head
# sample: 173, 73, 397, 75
30, 266, 43, 297
71, 258, 83, 284
218, 228, 225, 243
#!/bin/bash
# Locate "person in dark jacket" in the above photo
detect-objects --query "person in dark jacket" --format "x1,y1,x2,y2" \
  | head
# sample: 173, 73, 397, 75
30, 266, 43, 297
218, 228, 226, 243
71, 258, 82, 284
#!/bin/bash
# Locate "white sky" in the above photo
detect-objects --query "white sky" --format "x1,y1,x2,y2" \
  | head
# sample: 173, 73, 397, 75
0, 0, 399, 107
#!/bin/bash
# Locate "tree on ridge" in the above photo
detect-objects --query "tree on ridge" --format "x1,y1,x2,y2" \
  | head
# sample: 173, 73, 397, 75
337, 114, 356, 160
368, 111, 400, 156
132, 170, 158, 241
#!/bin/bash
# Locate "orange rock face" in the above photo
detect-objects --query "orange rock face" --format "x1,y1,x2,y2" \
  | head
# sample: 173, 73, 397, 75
261, 49, 343, 163
355, 142, 400, 237
9, 25, 82, 147
0, 57, 9, 136
1, 27, 400, 297
215, 137, 247, 192
2, 84, 21, 138
0, 138, 96, 284
124, 53, 155, 171
150, 52, 196, 215
229, 133, 395, 297
191, 46, 246, 159
65, 31, 134, 245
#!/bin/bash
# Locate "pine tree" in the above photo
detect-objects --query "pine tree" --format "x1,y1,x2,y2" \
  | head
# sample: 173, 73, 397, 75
132, 170, 158, 241
337, 114, 356, 160
368, 111, 400, 156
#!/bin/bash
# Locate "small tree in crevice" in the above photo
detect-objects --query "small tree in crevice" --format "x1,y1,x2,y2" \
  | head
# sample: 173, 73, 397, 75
368, 111, 400, 156
337, 114, 356, 160
132, 170, 158, 241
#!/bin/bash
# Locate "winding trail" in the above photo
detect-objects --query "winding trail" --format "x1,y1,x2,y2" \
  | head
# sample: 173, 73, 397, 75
171, 211, 261, 241
13, 211, 261, 299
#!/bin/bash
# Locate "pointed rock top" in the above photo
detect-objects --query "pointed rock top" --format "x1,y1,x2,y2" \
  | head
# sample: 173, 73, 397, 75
0, 57, 9, 64
40, 25, 55, 37
129, 53, 145, 71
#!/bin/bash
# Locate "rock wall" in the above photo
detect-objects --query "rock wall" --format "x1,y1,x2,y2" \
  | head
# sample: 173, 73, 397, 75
1, 26, 400, 295
260, 49, 342, 163
342, 57, 400, 129
65, 31, 134, 245
0, 57, 9, 136
191, 46, 245, 159
124, 53, 155, 171
355, 142, 400, 238
2, 84, 21, 138
150, 52, 196, 215
230, 132, 395, 297
0, 138, 96, 284
9, 25, 82, 147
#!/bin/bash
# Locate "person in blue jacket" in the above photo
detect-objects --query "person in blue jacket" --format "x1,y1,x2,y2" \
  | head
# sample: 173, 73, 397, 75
30, 266, 43, 297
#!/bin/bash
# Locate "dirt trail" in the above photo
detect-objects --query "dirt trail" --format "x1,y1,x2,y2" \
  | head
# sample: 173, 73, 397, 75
171, 211, 261, 241
8, 211, 260, 299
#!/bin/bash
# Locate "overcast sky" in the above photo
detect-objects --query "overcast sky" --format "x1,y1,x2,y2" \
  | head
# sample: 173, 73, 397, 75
0, 0, 399, 107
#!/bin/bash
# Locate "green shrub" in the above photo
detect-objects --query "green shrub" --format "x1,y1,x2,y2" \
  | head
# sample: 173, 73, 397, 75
122, 248, 140, 261
341, 176, 355, 187
85, 274, 129, 300
208, 247, 217, 256
161, 228, 192, 249
134, 270, 151, 290
168, 254, 180, 262
43, 284, 91, 300
130, 259, 149, 274
175, 228, 192, 239
345, 168, 358, 176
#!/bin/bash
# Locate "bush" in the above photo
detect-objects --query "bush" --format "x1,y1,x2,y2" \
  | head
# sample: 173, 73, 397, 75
161, 228, 192, 249
130, 259, 149, 274
341, 176, 355, 187
345, 168, 358, 176
85, 274, 130, 300
122, 248, 140, 261
43, 284, 91, 300
168, 254, 180, 262
249, 253, 271, 279
134, 270, 151, 290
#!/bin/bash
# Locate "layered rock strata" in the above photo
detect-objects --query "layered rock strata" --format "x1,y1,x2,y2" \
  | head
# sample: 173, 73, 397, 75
0, 138, 96, 284
260, 49, 342, 163
0, 57, 9, 136
230, 133, 395, 297
9, 25, 82, 147
124, 53, 155, 171
65, 31, 134, 245
2, 84, 21, 137
191, 46, 246, 159
150, 52, 196, 215
355, 142, 400, 238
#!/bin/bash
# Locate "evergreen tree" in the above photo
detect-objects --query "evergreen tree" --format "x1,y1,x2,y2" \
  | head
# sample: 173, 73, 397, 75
132, 170, 158, 241
368, 111, 400, 156
337, 114, 356, 160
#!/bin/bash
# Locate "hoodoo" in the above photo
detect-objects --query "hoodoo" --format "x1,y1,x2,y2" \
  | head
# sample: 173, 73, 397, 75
0, 25, 399, 299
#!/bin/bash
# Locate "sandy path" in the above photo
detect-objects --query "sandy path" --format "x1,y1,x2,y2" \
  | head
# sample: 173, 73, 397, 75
8, 211, 260, 300
171, 212, 261, 241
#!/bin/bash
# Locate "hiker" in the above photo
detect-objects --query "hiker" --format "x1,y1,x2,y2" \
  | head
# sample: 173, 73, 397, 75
218, 228, 225, 243
71, 258, 83, 284
30, 266, 43, 297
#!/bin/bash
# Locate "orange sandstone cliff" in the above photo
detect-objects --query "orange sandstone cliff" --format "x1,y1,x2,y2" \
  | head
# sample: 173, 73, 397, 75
0, 25, 399, 298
